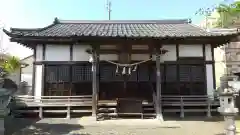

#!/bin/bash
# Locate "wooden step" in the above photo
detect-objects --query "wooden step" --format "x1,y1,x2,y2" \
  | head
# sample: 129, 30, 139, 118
71, 110, 92, 113
143, 113, 156, 116
143, 108, 154, 111
98, 113, 118, 116
16, 110, 39, 113
163, 109, 180, 112
43, 110, 67, 113
98, 108, 117, 112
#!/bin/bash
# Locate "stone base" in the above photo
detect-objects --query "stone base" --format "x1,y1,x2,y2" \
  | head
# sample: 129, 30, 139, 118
218, 109, 238, 116
156, 115, 164, 122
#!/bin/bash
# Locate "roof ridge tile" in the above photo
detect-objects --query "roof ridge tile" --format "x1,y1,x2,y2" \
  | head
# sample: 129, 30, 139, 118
58, 19, 190, 24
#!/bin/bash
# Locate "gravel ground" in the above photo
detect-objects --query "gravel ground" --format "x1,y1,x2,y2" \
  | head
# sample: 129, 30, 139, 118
8, 117, 227, 135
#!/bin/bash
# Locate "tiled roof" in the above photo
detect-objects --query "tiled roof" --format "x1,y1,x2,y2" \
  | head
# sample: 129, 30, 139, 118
4, 18, 239, 39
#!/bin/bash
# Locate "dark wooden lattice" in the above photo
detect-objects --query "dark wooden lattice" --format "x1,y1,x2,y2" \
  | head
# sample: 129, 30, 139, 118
85, 65, 92, 81
138, 65, 149, 81
117, 98, 143, 113
165, 65, 177, 82
179, 65, 191, 82
45, 65, 71, 96
46, 66, 58, 83
72, 65, 85, 82
58, 66, 70, 82
72, 64, 92, 82
100, 65, 115, 81
128, 70, 137, 81
191, 66, 204, 82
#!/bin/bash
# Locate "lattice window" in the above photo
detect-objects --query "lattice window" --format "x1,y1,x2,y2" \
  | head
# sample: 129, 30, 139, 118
58, 66, 70, 82
46, 66, 58, 83
191, 66, 204, 82
45, 65, 71, 96
85, 65, 92, 81
72, 65, 85, 82
179, 65, 191, 82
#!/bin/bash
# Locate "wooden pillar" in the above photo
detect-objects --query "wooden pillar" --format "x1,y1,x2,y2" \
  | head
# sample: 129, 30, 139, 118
155, 45, 163, 121
96, 49, 100, 103
91, 46, 99, 119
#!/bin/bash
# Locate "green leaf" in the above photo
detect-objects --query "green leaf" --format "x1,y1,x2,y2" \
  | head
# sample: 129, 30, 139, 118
1, 56, 21, 77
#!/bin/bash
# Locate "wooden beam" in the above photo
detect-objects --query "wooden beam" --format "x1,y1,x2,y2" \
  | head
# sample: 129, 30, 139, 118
32, 46, 36, 96
70, 44, 73, 96
97, 49, 168, 54
211, 45, 216, 89
155, 44, 163, 121
203, 44, 207, 95
41, 44, 46, 96
96, 46, 100, 112
42, 44, 46, 61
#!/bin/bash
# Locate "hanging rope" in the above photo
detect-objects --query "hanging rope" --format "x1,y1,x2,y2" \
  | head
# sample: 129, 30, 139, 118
87, 48, 167, 75
91, 54, 161, 67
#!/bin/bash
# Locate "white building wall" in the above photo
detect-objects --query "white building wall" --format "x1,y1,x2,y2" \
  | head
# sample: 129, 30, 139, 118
45, 45, 70, 61
205, 44, 212, 61
152, 45, 177, 61
131, 54, 150, 61
34, 65, 43, 98
73, 45, 91, 61
36, 44, 43, 61
100, 54, 118, 61
179, 44, 203, 57
21, 55, 34, 86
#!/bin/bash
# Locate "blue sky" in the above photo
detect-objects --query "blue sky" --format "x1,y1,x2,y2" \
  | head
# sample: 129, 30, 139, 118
0, 0, 229, 58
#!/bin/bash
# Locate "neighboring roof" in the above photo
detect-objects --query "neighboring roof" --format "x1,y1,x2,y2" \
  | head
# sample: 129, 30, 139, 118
208, 28, 239, 34
4, 18, 239, 39
20, 55, 33, 61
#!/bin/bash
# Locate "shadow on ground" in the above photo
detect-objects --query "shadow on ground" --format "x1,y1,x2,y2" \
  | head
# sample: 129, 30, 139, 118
163, 116, 225, 122
4, 116, 87, 135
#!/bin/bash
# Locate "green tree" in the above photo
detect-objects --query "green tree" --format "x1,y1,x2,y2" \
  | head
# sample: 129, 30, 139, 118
195, 7, 215, 29
0, 55, 21, 78
215, 1, 240, 28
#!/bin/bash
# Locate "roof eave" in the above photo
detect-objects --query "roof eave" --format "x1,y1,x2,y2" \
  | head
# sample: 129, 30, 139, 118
8, 34, 237, 44
3, 29, 13, 37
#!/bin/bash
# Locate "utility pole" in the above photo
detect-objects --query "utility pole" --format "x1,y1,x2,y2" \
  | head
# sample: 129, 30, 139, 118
106, 0, 112, 20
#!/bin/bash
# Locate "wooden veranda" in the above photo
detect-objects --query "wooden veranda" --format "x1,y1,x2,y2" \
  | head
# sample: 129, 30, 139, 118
14, 95, 220, 119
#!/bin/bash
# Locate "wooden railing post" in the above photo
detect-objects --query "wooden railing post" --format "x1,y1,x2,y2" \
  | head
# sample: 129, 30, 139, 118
207, 97, 212, 118
39, 106, 43, 119
180, 96, 184, 118
66, 97, 70, 119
